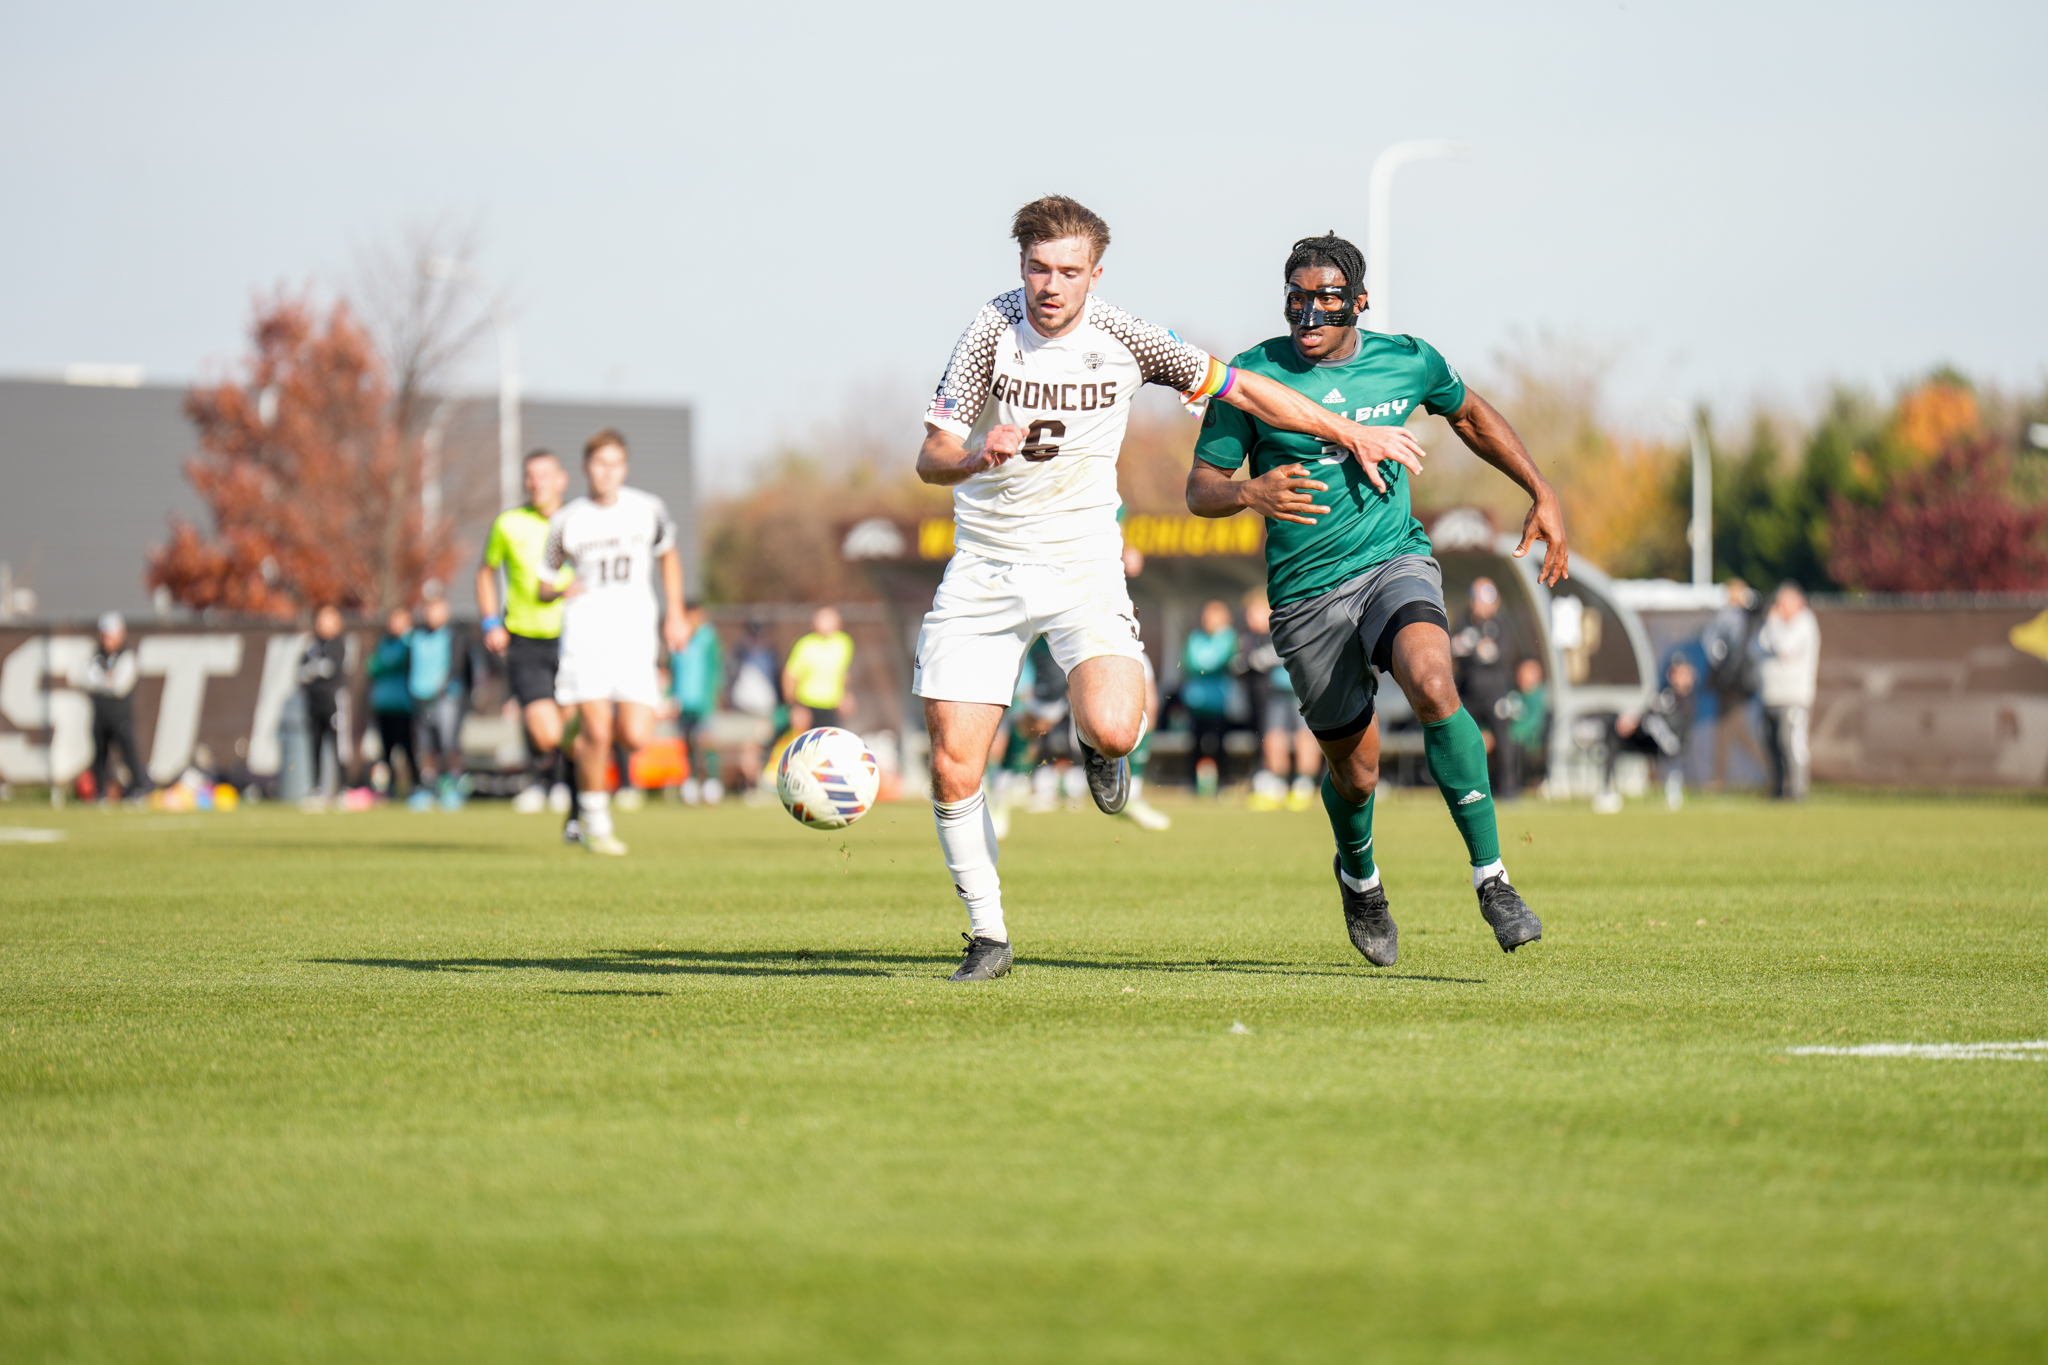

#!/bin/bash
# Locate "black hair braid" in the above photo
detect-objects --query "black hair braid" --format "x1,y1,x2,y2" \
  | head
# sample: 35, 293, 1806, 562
1284, 231, 1365, 291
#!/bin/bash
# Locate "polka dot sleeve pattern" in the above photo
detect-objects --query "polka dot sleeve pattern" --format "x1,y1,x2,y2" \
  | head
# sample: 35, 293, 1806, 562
924, 290, 1027, 440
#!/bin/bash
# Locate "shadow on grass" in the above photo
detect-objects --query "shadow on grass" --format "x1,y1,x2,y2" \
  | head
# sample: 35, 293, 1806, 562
311, 947, 1484, 985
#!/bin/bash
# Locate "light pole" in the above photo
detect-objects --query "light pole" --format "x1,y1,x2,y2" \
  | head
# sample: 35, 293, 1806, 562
1365, 139, 1471, 336
1685, 408, 1713, 587
1669, 403, 1713, 586
424, 258, 520, 513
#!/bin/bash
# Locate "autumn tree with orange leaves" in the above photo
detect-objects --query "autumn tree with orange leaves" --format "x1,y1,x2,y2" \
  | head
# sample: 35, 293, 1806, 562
149, 230, 492, 618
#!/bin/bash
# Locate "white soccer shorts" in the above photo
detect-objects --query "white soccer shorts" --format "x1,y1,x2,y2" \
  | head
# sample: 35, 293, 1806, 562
554, 635, 663, 709
913, 550, 1147, 706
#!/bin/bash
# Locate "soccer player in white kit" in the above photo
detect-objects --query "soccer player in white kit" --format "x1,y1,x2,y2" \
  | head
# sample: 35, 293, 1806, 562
916, 196, 1430, 981
541, 429, 689, 856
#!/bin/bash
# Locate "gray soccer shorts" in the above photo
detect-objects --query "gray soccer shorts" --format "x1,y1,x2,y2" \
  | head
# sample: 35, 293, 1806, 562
1266, 554, 1450, 739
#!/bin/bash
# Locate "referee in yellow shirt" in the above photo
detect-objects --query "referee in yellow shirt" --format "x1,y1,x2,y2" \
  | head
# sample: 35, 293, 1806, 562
477, 449, 575, 816
782, 607, 856, 732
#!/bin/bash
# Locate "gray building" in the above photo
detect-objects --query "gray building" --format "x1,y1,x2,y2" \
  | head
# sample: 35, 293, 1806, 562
0, 377, 694, 620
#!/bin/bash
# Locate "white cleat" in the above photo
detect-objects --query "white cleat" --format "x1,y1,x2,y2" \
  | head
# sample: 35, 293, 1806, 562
585, 833, 628, 856
1123, 798, 1171, 832
1591, 790, 1623, 815
511, 784, 547, 814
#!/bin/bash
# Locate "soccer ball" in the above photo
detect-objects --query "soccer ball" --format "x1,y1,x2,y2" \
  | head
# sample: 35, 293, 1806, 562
776, 727, 881, 830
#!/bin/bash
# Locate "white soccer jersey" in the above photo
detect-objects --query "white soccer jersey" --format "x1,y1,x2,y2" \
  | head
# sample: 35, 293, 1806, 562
924, 290, 1216, 564
543, 487, 677, 654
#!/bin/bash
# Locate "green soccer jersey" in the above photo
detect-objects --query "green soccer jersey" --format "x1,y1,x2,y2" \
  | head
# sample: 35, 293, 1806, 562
483, 505, 570, 639
1194, 332, 1466, 607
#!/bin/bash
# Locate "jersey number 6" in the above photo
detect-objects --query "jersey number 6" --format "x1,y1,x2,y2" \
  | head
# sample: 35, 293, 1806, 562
1020, 419, 1065, 462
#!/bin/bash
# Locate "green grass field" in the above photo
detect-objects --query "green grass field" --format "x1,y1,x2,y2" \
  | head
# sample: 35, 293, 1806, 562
2, 790, 2044, 1363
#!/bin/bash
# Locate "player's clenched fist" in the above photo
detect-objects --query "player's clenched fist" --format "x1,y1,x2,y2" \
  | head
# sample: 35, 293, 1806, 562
973, 424, 1024, 471
1240, 463, 1331, 526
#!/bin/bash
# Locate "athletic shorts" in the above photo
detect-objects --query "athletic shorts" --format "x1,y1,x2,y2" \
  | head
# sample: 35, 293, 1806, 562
913, 550, 1146, 707
555, 634, 663, 709
1266, 554, 1450, 739
505, 633, 560, 707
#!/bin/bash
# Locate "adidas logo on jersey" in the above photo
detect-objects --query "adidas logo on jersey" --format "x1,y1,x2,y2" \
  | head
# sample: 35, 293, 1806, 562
1458, 790, 1487, 805
1322, 388, 1345, 403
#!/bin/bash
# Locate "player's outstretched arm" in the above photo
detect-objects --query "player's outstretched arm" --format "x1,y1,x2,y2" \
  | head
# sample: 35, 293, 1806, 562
1447, 391, 1570, 585
1186, 458, 1330, 525
1219, 369, 1427, 495
917, 423, 1025, 486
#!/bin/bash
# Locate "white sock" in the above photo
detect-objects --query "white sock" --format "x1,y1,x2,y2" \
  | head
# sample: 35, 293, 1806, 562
579, 789, 613, 839
1339, 866, 1382, 893
1472, 857, 1506, 889
933, 791, 1005, 942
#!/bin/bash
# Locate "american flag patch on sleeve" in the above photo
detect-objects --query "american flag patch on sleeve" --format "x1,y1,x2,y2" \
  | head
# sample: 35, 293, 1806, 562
926, 395, 960, 423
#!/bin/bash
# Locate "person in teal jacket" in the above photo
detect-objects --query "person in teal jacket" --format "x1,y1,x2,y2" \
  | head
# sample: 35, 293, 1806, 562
1179, 599, 1240, 794
670, 602, 724, 803
365, 607, 417, 795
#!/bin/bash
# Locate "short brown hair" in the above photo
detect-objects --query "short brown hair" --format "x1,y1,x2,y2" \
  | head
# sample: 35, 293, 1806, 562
583, 428, 629, 462
1012, 195, 1110, 262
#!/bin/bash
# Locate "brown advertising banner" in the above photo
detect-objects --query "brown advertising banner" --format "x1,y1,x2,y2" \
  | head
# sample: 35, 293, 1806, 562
1809, 600, 2048, 787
0, 624, 332, 787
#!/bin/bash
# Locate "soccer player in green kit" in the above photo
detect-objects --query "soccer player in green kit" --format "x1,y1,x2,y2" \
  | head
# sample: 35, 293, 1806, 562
1188, 233, 1570, 966
477, 448, 575, 824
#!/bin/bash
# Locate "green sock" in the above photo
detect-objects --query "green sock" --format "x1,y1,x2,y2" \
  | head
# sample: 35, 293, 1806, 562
1424, 708, 1501, 866
1129, 725, 1152, 780
1321, 772, 1376, 879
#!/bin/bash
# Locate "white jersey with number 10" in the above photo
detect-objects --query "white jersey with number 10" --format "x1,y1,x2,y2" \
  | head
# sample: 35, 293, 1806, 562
543, 487, 678, 654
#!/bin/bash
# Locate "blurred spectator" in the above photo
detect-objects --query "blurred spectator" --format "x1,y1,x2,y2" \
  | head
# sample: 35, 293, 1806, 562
1451, 577, 1514, 786
1497, 656, 1550, 797
1755, 580, 1820, 801
1179, 598, 1239, 796
1238, 589, 1318, 811
1593, 655, 1697, 813
74, 611, 148, 802
296, 605, 349, 801
407, 594, 470, 810
672, 601, 724, 804
366, 607, 417, 796
727, 619, 781, 792
1702, 576, 1769, 788
783, 606, 856, 732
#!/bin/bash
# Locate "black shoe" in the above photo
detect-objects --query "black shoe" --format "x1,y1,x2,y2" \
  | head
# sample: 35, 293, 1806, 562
1076, 739, 1129, 815
1477, 873, 1542, 952
950, 933, 1013, 982
1334, 856, 1398, 967
562, 816, 583, 845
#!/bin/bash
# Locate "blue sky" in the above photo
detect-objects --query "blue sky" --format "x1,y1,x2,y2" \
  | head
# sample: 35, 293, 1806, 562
3, 0, 2043, 484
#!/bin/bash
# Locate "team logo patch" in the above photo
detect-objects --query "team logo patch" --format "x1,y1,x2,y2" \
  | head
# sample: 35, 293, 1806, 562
1322, 388, 1345, 403
1084, 351, 1104, 371
1458, 790, 1486, 805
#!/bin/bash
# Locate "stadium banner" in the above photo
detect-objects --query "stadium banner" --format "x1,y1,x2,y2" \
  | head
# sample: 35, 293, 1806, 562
0, 625, 309, 787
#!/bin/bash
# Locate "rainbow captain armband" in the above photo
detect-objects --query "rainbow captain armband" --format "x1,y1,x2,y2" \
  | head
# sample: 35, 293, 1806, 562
1191, 357, 1236, 401
1180, 357, 1236, 417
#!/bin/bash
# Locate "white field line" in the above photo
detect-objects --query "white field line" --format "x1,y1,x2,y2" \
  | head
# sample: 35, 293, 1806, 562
1787, 1041, 2048, 1060
0, 827, 65, 843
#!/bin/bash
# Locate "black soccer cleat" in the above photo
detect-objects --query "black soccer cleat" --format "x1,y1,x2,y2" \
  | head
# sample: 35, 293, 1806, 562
1477, 873, 1543, 953
1334, 856, 1398, 967
950, 933, 1013, 982
1076, 739, 1129, 816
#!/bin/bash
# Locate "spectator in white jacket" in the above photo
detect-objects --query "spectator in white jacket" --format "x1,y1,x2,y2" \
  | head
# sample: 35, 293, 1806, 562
1753, 581, 1820, 800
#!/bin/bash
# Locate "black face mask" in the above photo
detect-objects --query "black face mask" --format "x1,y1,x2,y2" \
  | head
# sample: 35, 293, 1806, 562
1284, 284, 1359, 330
